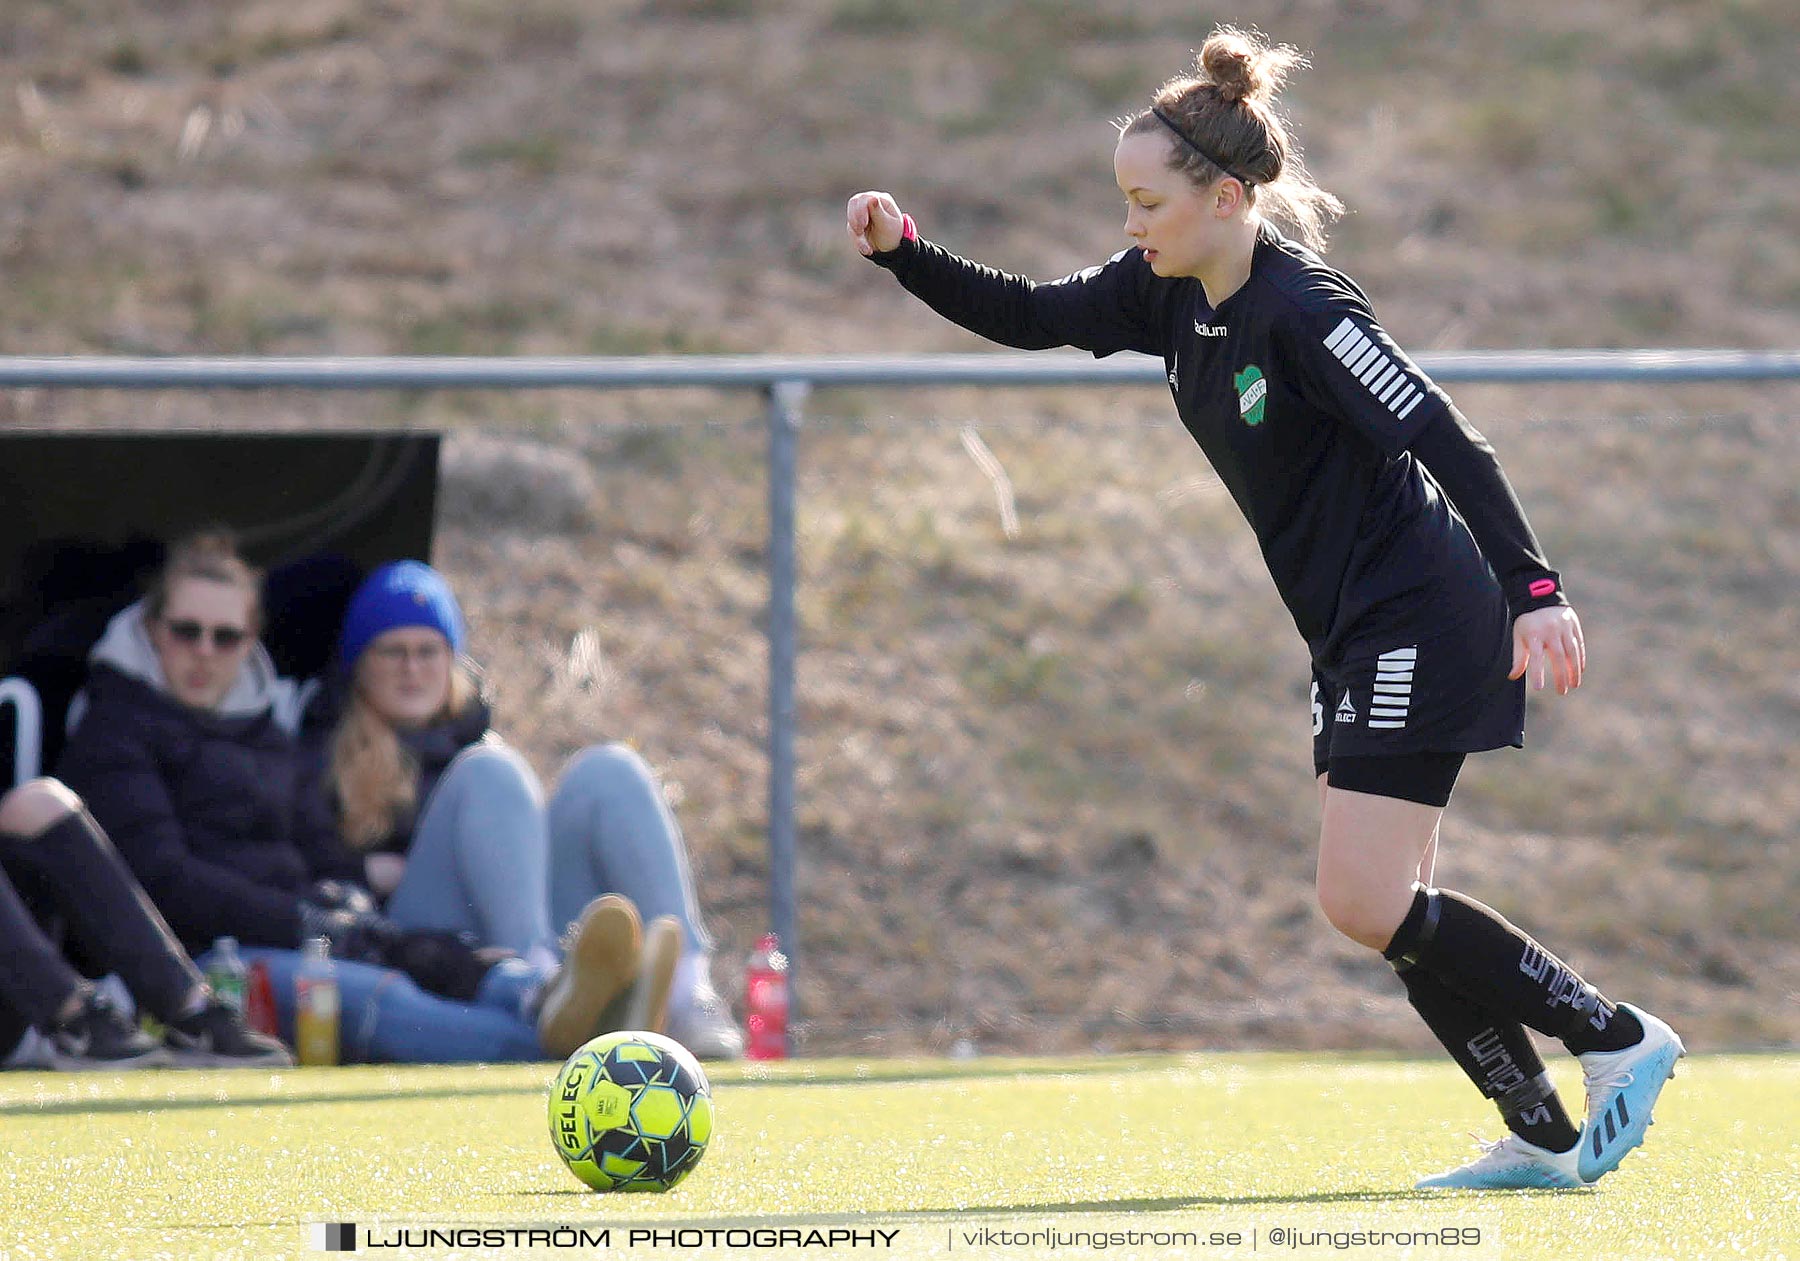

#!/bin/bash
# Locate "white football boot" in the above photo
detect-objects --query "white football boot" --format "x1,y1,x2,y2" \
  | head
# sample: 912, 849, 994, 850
1416, 1132, 1587, 1190
1576, 1003, 1686, 1182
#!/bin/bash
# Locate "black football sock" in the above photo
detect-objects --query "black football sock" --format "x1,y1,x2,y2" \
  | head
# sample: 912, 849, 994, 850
0, 811, 204, 1022
0, 859, 86, 1029
1384, 885, 1643, 1055
1391, 956, 1580, 1152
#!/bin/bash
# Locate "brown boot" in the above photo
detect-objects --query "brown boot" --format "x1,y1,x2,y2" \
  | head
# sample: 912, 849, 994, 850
628, 916, 683, 1034
597, 915, 683, 1036
537, 894, 641, 1059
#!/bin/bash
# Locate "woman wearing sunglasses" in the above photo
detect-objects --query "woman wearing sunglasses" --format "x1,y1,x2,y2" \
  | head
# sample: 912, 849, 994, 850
56, 532, 639, 1063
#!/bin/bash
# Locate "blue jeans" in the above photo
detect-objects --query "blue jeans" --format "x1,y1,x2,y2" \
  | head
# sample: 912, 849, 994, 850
386, 743, 714, 966
227, 947, 544, 1064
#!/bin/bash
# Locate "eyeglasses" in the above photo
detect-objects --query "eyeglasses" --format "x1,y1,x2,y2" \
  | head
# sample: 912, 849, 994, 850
161, 619, 251, 651
368, 641, 451, 667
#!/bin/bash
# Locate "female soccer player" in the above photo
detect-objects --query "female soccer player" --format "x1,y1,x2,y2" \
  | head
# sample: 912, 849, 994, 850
847, 26, 1682, 1189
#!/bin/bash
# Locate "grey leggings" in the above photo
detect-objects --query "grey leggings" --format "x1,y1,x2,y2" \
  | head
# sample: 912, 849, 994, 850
383, 741, 713, 965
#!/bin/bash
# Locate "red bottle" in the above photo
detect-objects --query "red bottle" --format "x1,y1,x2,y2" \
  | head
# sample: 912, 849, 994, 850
245, 959, 281, 1040
743, 933, 789, 1060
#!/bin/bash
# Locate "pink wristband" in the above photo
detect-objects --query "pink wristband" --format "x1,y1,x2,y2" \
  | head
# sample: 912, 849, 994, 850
901, 213, 917, 242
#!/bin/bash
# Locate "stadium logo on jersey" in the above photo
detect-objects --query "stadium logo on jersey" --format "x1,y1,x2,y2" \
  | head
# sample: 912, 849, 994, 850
1234, 364, 1266, 426
1323, 317, 1427, 420
1335, 693, 1357, 724
1368, 646, 1417, 730
1194, 319, 1227, 337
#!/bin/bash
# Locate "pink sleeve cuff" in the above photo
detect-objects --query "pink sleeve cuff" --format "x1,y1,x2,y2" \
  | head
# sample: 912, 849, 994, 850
901, 213, 917, 243
1528, 578, 1558, 599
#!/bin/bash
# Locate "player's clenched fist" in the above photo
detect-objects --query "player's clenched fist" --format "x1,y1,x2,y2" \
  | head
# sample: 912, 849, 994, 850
846, 191, 906, 256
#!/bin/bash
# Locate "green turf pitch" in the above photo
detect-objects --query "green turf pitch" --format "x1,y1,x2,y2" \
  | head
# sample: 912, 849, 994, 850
0, 1053, 1792, 1260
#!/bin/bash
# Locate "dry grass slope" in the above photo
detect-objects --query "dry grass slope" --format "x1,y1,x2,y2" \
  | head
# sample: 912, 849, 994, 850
2, 0, 1796, 1053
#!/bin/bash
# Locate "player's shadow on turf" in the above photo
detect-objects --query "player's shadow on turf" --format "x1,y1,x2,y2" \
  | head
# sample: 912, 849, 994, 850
501, 1191, 1463, 1214
950, 1192, 1446, 1212
1165, 1192, 1443, 1207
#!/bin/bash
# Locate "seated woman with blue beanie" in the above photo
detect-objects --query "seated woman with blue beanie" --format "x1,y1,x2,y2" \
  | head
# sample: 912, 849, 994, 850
305, 560, 743, 1059
56, 531, 642, 1064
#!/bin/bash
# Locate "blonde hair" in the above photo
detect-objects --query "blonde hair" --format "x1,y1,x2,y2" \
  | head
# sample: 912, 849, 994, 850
147, 529, 263, 627
328, 664, 479, 849
1122, 26, 1344, 253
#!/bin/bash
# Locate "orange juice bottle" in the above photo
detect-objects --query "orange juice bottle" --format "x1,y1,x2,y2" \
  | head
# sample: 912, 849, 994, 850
294, 937, 340, 1066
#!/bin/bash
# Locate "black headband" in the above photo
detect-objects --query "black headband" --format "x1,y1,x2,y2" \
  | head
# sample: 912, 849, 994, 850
1149, 106, 1255, 187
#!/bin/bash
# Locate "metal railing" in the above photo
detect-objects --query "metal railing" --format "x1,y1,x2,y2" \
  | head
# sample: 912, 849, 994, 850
7, 348, 1798, 1036
4, 349, 1800, 389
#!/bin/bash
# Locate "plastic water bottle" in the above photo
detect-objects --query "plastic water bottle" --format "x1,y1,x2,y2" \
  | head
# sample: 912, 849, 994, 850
743, 933, 789, 1061
295, 937, 340, 1067
206, 936, 248, 1014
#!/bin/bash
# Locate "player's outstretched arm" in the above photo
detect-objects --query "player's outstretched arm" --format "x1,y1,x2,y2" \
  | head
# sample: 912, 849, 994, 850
847, 188, 1151, 356
847, 191, 907, 256
1509, 605, 1586, 695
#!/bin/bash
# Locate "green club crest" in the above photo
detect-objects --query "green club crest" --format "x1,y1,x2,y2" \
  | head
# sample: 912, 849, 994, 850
1235, 364, 1267, 426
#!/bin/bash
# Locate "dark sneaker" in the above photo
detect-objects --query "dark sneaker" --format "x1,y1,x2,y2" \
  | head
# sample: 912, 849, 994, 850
164, 1001, 294, 1068
42, 991, 170, 1072
538, 894, 642, 1059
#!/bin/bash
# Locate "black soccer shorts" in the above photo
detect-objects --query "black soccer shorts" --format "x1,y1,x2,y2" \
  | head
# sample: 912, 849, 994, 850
1310, 610, 1525, 800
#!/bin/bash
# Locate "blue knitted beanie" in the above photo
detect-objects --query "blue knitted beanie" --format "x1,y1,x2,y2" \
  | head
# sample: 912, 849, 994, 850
338, 560, 467, 671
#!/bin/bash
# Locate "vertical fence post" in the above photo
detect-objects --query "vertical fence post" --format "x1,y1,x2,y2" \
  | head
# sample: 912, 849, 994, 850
766, 378, 808, 1050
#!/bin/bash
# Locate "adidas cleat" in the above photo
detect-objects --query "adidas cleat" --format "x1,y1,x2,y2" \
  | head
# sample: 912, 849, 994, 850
1577, 1003, 1685, 1182
1416, 1133, 1587, 1190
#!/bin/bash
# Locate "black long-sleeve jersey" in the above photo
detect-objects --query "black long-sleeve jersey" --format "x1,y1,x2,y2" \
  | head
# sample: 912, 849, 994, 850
872, 224, 1566, 665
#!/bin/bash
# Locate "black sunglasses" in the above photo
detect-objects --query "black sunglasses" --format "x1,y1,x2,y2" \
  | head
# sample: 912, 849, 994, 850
162, 619, 250, 651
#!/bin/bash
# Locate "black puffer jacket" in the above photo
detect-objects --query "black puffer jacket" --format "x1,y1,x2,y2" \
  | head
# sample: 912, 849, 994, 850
55, 609, 340, 954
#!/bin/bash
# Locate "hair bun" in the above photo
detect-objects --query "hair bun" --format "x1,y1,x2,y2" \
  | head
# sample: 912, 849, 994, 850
1198, 26, 1298, 106
1137, 26, 1341, 252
